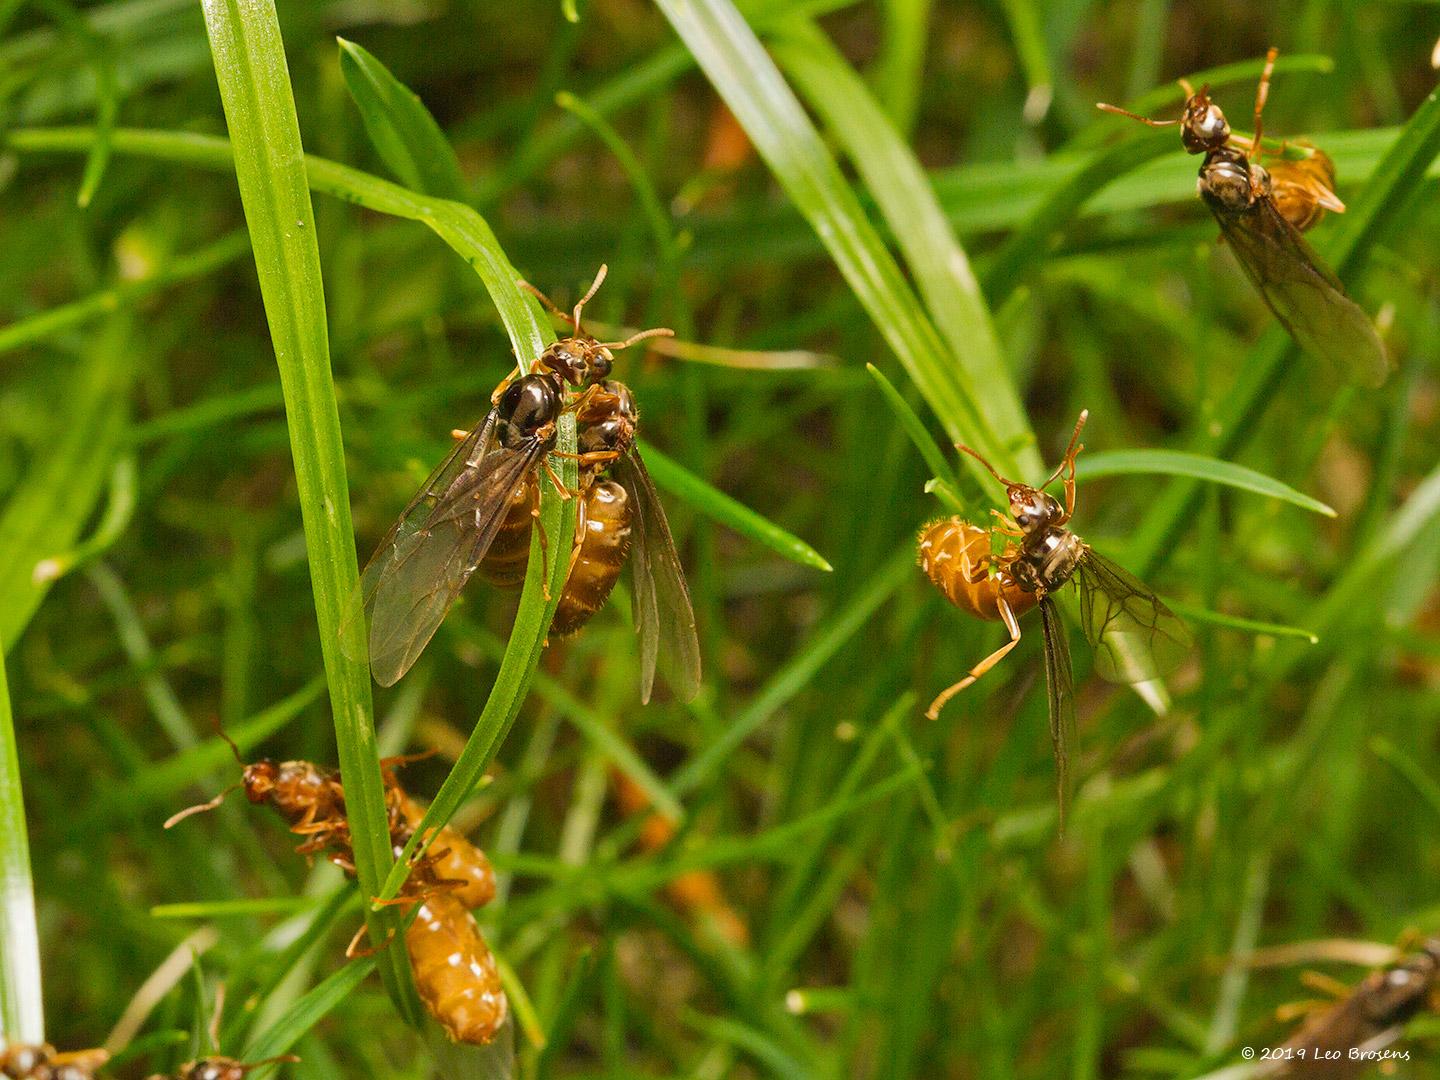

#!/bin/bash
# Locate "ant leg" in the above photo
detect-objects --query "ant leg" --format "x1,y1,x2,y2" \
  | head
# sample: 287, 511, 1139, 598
533, 506, 553, 601
379, 749, 439, 771
925, 597, 1023, 720
490, 361, 524, 405
1253, 46, 1278, 155
345, 921, 400, 959
543, 461, 575, 500
990, 509, 1023, 537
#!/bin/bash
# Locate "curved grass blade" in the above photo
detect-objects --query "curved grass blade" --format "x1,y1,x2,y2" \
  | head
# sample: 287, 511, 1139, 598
241, 956, 375, 1067
198, 0, 417, 1023
337, 37, 467, 202
0, 315, 133, 652
1077, 449, 1336, 517
653, 0, 1020, 479
637, 440, 831, 572
865, 363, 966, 513
1164, 601, 1319, 644
0, 653, 43, 1043
768, 18, 1034, 477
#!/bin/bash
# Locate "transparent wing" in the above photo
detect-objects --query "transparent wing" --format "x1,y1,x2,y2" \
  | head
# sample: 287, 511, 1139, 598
613, 450, 701, 703
1038, 597, 1076, 824
347, 412, 547, 687
1206, 190, 1388, 387
1073, 549, 1190, 686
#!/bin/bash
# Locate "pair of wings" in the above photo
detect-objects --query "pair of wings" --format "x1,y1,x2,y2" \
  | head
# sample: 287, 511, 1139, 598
1202, 182, 1388, 388
346, 407, 700, 702
1037, 549, 1191, 816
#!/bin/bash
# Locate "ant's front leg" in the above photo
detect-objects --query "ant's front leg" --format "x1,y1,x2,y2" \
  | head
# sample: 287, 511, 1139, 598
989, 510, 1024, 537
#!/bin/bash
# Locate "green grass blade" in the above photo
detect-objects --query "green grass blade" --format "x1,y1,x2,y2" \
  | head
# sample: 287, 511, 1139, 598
1078, 449, 1337, 517
0, 653, 43, 1044
0, 316, 133, 651
865, 364, 966, 513
653, 0, 1020, 478
336, 37, 467, 202
241, 956, 376, 1064
1164, 601, 1319, 644
981, 131, 1173, 307
771, 19, 1036, 476
671, 546, 912, 796
638, 440, 831, 572
197, 0, 417, 1023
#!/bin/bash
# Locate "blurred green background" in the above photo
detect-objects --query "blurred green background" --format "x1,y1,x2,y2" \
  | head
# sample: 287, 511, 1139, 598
2, 0, 1440, 1077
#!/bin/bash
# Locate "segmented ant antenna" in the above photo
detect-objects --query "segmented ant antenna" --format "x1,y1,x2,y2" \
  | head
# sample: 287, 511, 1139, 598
957, 409, 1089, 492
595, 326, 675, 351
571, 263, 607, 332
163, 720, 246, 828
1094, 101, 1180, 126
1040, 409, 1088, 489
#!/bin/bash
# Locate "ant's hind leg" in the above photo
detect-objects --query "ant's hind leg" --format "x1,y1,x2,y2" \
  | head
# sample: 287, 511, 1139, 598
925, 597, 1023, 720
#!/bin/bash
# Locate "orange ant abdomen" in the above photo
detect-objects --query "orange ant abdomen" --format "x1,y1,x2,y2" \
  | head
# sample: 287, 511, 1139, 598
917, 519, 1037, 623
394, 793, 496, 910
405, 892, 508, 1045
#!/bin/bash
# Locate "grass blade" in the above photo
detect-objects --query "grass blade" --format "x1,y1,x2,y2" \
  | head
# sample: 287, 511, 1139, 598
0, 316, 133, 651
653, 0, 1022, 479
337, 37, 468, 202
865, 364, 966, 513
771, 19, 1037, 476
0, 653, 43, 1043
198, 0, 417, 1022
241, 956, 376, 1064
638, 440, 832, 572
1078, 449, 1337, 517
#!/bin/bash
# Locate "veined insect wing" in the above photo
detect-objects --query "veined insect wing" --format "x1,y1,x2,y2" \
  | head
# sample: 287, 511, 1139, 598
612, 447, 702, 703
1073, 548, 1190, 686
425, 1010, 515, 1080
1204, 181, 1388, 387
1038, 597, 1077, 825
349, 379, 559, 687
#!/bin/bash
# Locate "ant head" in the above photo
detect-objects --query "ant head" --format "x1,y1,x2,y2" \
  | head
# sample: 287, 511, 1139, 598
1006, 484, 1065, 534
956, 410, 1087, 531
241, 760, 279, 803
1179, 83, 1230, 153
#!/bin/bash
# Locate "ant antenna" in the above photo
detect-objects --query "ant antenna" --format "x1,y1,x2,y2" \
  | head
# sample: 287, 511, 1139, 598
214, 719, 245, 767
1041, 409, 1089, 488
519, 280, 577, 329
956, 443, 1017, 489
1095, 101, 1179, 127
164, 782, 241, 829
595, 326, 675, 351
208, 984, 226, 1052
571, 264, 608, 333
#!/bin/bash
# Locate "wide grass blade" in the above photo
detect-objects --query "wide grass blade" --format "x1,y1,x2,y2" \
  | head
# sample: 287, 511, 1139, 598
771, 19, 1037, 476
337, 38, 468, 202
653, 0, 1023, 479
241, 956, 376, 1064
1077, 449, 1337, 517
197, 0, 417, 1022
0, 653, 43, 1044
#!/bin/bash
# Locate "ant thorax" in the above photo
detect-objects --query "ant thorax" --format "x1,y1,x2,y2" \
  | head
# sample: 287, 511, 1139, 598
1012, 528, 1086, 594
1199, 146, 1266, 211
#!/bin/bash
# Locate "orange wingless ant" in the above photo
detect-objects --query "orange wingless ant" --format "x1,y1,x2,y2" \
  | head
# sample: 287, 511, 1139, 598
168, 733, 507, 1044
